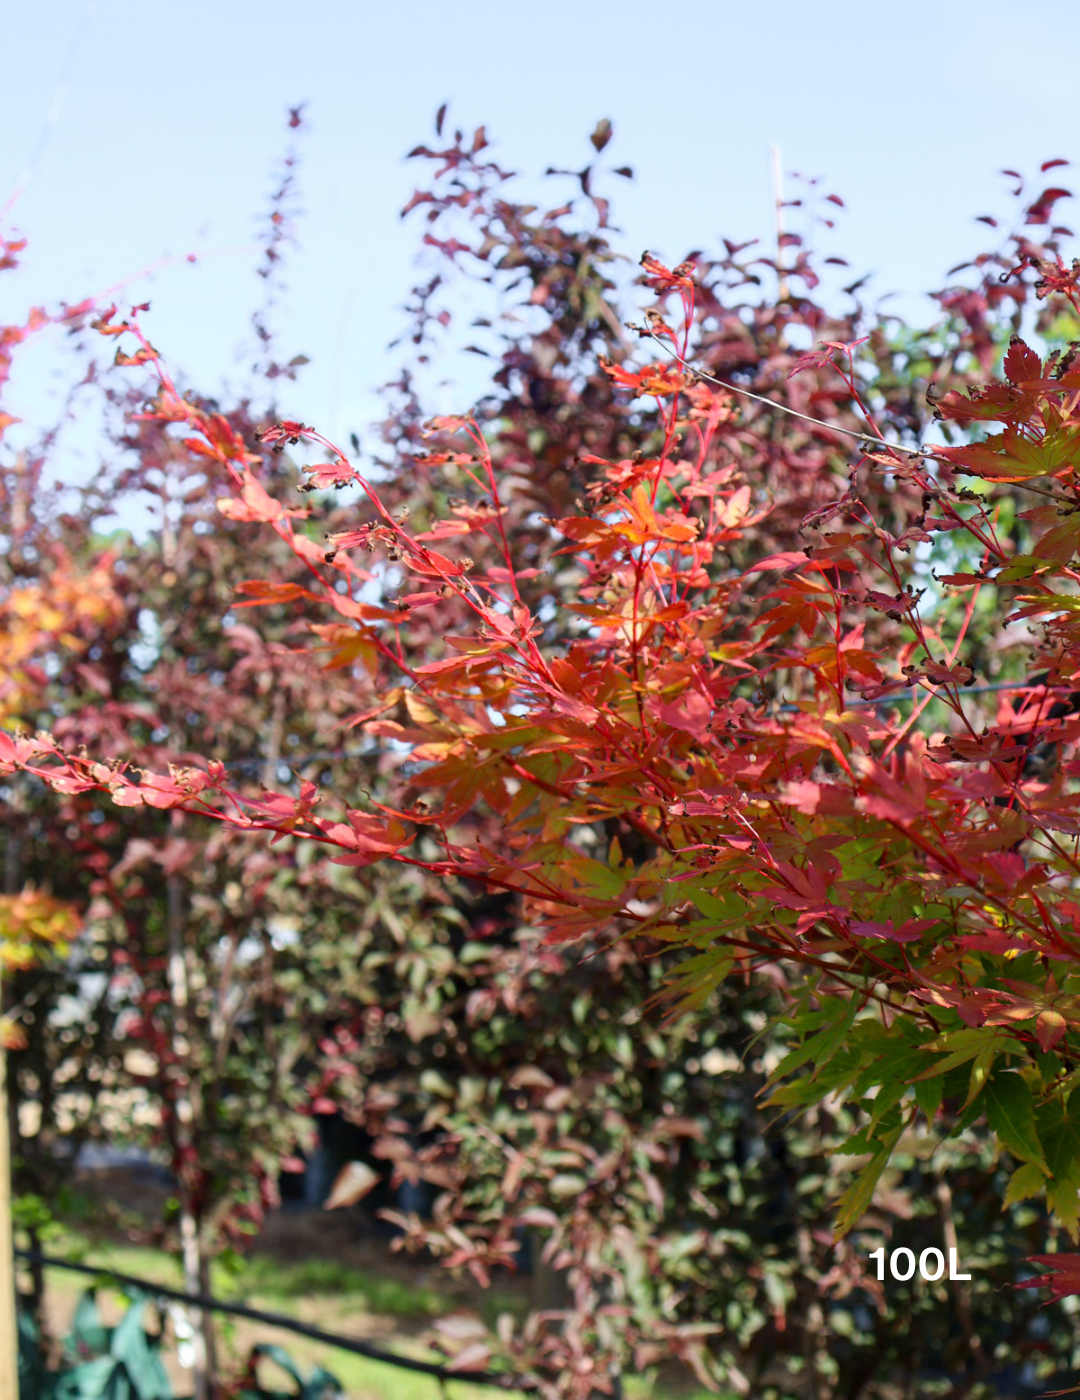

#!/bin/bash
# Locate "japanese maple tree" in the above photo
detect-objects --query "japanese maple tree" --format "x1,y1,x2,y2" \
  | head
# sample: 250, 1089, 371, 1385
9, 110, 1080, 1397
19, 136, 1078, 1229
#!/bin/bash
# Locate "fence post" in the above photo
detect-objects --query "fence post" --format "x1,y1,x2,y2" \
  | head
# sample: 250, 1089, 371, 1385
1, 1036, 19, 1400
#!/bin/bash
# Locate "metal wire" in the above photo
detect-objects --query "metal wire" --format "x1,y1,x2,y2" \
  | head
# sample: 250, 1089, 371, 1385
211, 682, 1072, 771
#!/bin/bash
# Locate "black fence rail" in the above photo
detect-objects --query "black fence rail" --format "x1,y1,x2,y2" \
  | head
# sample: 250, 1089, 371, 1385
15, 1247, 542, 1394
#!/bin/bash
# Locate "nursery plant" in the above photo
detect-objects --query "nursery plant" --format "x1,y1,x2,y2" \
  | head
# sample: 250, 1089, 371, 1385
8, 112, 1080, 1396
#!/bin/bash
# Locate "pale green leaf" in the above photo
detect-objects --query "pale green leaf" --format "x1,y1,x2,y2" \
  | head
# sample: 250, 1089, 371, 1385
1003, 1160, 1048, 1207
984, 1072, 1048, 1170
833, 1122, 903, 1241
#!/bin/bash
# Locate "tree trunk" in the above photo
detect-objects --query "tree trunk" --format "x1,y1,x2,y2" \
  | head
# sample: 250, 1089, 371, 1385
178, 1206, 213, 1400
168, 868, 215, 1400
528, 1228, 571, 1312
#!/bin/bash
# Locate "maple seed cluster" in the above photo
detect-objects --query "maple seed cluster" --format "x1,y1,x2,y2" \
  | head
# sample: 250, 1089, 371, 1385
254, 418, 309, 450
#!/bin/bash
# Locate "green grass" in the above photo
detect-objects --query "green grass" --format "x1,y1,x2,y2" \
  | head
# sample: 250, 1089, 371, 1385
23, 1235, 188, 1289
217, 1253, 447, 1319
25, 1232, 448, 1318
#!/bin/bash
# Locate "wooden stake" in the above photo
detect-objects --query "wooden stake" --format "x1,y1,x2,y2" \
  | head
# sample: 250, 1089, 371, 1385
0, 1035, 19, 1400
1, 796, 22, 1397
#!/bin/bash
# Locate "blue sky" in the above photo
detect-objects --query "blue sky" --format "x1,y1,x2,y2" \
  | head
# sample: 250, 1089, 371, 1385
2, 0, 1077, 472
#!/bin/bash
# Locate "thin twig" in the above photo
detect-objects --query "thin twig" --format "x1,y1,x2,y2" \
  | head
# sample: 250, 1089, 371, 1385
643, 327, 1080, 506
